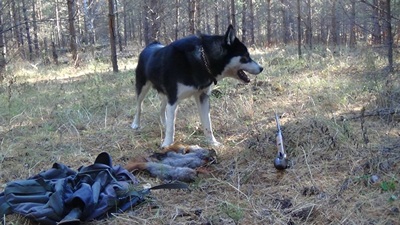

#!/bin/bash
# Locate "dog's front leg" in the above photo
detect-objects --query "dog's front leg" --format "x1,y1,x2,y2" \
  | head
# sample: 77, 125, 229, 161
195, 93, 221, 146
161, 103, 178, 148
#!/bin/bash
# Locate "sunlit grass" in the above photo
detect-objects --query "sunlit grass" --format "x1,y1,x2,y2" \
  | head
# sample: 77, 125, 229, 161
0, 45, 399, 225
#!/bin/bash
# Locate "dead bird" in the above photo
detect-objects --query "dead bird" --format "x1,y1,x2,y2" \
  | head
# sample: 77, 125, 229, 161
125, 161, 197, 182
151, 144, 217, 163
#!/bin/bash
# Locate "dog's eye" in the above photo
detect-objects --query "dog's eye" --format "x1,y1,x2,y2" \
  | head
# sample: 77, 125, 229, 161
240, 55, 251, 63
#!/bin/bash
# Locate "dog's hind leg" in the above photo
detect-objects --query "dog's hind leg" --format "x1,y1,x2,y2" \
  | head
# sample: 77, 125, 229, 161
161, 102, 178, 148
195, 92, 221, 146
159, 95, 167, 127
131, 82, 151, 129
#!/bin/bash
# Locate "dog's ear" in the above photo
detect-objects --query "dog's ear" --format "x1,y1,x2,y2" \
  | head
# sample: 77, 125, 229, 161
225, 25, 236, 46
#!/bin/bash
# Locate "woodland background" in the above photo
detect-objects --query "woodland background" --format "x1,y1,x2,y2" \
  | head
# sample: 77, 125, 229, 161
0, 0, 398, 74
0, 0, 399, 225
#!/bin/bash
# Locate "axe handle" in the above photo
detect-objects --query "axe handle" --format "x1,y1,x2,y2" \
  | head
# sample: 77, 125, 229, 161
276, 130, 285, 154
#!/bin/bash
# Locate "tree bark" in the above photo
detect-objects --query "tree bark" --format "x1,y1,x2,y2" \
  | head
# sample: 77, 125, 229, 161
385, 0, 393, 72
214, 0, 219, 34
32, 0, 40, 57
281, 0, 289, 44
175, 0, 180, 39
331, 0, 339, 45
22, 0, 33, 61
230, 0, 236, 28
189, 0, 196, 34
55, 0, 62, 47
0, 0, 6, 82
297, 0, 302, 58
372, 0, 382, 44
249, 0, 255, 45
115, 0, 123, 52
241, 0, 247, 44
67, 0, 78, 61
108, 0, 118, 72
266, 0, 272, 46
305, 0, 312, 48
349, 0, 356, 48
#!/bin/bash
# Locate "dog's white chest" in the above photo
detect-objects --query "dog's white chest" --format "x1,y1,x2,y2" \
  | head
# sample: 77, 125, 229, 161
177, 83, 209, 101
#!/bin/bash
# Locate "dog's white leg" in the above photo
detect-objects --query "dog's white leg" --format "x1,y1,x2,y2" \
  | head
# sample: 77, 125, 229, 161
131, 82, 151, 129
161, 102, 178, 147
195, 93, 221, 146
159, 95, 167, 127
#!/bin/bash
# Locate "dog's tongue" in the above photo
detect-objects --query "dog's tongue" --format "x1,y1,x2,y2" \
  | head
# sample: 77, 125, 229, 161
238, 70, 250, 83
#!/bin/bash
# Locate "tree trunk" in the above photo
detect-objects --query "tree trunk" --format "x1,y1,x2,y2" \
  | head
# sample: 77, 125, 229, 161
108, 0, 118, 72
55, 0, 62, 47
149, 0, 160, 41
195, 0, 201, 31
249, 0, 255, 45
241, 0, 247, 44
115, 0, 123, 52
349, 0, 356, 48
281, 0, 289, 44
0, 0, 6, 82
32, 0, 40, 57
175, 0, 180, 39
266, 0, 272, 46
22, 0, 33, 61
230, 0, 236, 28
372, 0, 381, 44
331, 0, 339, 45
385, 0, 393, 72
297, 0, 302, 58
214, 0, 219, 34
67, 0, 78, 61
305, 0, 312, 48
11, 1, 23, 48
189, 0, 196, 34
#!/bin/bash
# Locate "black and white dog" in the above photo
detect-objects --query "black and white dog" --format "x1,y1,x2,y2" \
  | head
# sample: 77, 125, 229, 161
131, 25, 263, 147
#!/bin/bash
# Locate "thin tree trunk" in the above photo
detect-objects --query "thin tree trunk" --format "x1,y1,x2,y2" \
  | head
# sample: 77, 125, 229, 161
331, 0, 339, 45
22, 0, 33, 61
249, 0, 255, 45
55, 0, 62, 47
189, 0, 196, 34
385, 0, 393, 72
230, 0, 236, 28
32, 0, 40, 57
196, 0, 201, 31
241, 0, 247, 44
349, 0, 356, 48
11, 1, 22, 48
108, 0, 118, 72
297, 0, 302, 58
305, 0, 312, 48
115, 0, 123, 52
67, 0, 78, 61
0, 0, 6, 82
175, 0, 180, 39
372, 0, 381, 44
214, 0, 219, 34
266, 0, 272, 46
281, 0, 289, 44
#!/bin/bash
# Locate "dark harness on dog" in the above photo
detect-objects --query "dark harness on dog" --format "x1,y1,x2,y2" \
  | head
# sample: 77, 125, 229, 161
199, 46, 217, 86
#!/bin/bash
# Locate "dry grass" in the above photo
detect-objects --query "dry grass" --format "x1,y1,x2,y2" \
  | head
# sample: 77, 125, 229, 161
0, 45, 399, 225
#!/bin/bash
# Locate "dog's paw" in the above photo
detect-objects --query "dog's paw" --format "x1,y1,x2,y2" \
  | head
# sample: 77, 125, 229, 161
209, 140, 222, 147
131, 123, 140, 130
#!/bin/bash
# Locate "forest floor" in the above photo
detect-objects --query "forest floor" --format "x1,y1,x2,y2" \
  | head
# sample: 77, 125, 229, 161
0, 45, 399, 225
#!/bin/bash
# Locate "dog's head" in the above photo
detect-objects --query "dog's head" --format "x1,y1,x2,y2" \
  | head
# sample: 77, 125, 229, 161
219, 25, 263, 83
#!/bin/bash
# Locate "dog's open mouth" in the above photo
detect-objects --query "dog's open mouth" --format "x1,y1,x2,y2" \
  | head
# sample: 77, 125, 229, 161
238, 70, 250, 83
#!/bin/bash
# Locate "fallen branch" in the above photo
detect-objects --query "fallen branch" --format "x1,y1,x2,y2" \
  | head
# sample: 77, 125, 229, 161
342, 107, 399, 120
